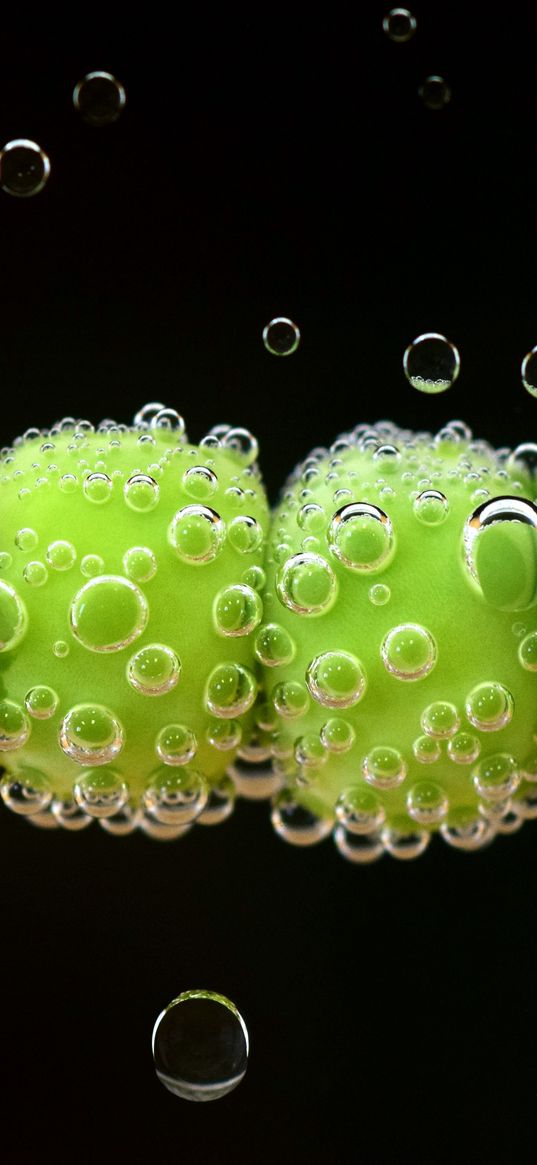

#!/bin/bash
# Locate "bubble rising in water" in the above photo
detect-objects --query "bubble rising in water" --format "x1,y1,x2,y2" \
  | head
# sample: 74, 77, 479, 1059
152, 989, 249, 1102
521, 348, 537, 398
419, 76, 452, 111
263, 317, 301, 356
0, 139, 51, 197
403, 333, 460, 393
72, 71, 126, 125
382, 7, 417, 42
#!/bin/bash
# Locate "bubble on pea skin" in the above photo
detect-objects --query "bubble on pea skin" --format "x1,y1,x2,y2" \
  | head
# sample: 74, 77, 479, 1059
472, 753, 520, 801
100, 800, 141, 836
306, 650, 367, 709
0, 700, 31, 750
123, 546, 157, 583
0, 580, 28, 651
381, 623, 437, 680
263, 317, 301, 356
205, 663, 257, 718
53, 640, 70, 658
271, 789, 333, 845
15, 527, 38, 552
382, 827, 431, 860
519, 631, 537, 671
254, 622, 296, 666
0, 766, 52, 814
463, 495, 537, 610
440, 812, 494, 851
328, 503, 394, 572
59, 703, 124, 765
0, 552, 13, 572
73, 767, 129, 818
213, 584, 262, 637
206, 719, 242, 751
155, 724, 197, 765
335, 786, 385, 834
241, 564, 266, 591
382, 8, 417, 42
272, 680, 310, 719
124, 474, 160, 512
0, 139, 51, 197
447, 732, 480, 765
83, 472, 113, 504
413, 490, 449, 526
24, 685, 59, 720
413, 735, 441, 764
403, 333, 460, 392
420, 701, 460, 739
227, 515, 264, 555
143, 766, 208, 824
51, 793, 93, 830
46, 540, 76, 571
182, 465, 218, 501
369, 583, 391, 606
419, 76, 452, 110
521, 348, 537, 398
80, 554, 105, 578
362, 746, 407, 789
152, 989, 248, 1102
169, 505, 226, 564
276, 552, 337, 615
197, 776, 236, 825
320, 717, 356, 753
465, 681, 514, 732
407, 780, 448, 824
333, 827, 385, 864
128, 644, 181, 695
297, 503, 326, 534
507, 442, 537, 478
70, 575, 148, 652
72, 71, 126, 125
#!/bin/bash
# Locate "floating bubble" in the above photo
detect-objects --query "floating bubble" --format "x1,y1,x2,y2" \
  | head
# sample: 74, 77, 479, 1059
46, 540, 76, 571
59, 703, 124, 765
70, 575, 148, 652
335, 786, 385, 834
182, 465, 218, 501
333, 826, 385, 864
254, 622, 296, 666
447, 732, 480, 765
306, 650, 367, 709
205, 663, 257, 718
507, 442, 537, 478
0, 139, 51, 197
271, 790, 333, 845
0, 580, 28, 651
406, 780, 448, 824
381, 623, 437, 680
227, 515, 264, 555
241, 564, 266, 591
59, 473, 78, 494
73, 768, 129, 818
127, 644, 181, 695
197, 776, 236, 825
0, 700, 31, 750
0, 766, 52, 814
15, 527, 38, 551
0, 552, 13, 571
465, 682, 514, 732
521, 348, 537, 398
328, 503, 394, 572
412, 735, 441, 764
123, 474, 160, 512
24, 685, 59, 720
413, 490, 449, 526
143, 766, 208, 824
403, 333, 460, 393
123, 546, 157, 583
519, 631, 537, 671
213, 584, 262, 637
83, 472, 113, 504
80, 554, 105, 578
419, 76, 451, 110
52, 640, 69, 658
221, 428, 259, 465
263, 317, 301, 356
382, 7, 417, 42
320, 717, 356, 753
152, 989, 248, 1102
472, 753, 520, 801
169, 505, 226, 564
72, 71, 126, 125
276, 552, 337, 615
362, 745, 407, 789
155, 724, 197, 765
463, 496, 537, 610
227, 756, 282, 799
139, 813, 191, 841
420, 701, 460, 739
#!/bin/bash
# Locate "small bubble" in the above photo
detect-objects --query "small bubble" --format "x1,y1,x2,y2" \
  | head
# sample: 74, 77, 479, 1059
306, 650, 367, 709
407, 780, 448, 824
51, 794, 93, 830
52, 640, 69, 658
440, 813, 493, 851
241, 564, 266, 591
254, 622, 296, 666
155, 724, 197, 765
421, 700, 460, 739
413, 735, 441, 764
521, 348, 537, 398
382, 7, 417, 42
472, 753, 520, 801
403, 333, 460, 392
382, 827, 431, 860
0, 700, 31, 751
0, 139, 50, 197
271, 790, 332, 845
152, 989, 248, 1102
73, 71, 126, 125
182, 465, 218, 501
334, 827, 385, 864
0, 766, 51, 814
381, 623, 437, 681
0, 580, 28, 650
59, 473, 78, 494
369, 582, 391, 606
263, 317, 301, 356
0, 552, 13, 571
99, 801, 141, 835
465, 682, 514, 732
294, 733, 327, 770
276, 552, 338, 615
205, 663, 257, 718
144, 766, 208, 824
227, 515, 264, 555
70, 575, 148, 652
447, 732, 481, 765
123, 546, 157, 583
328, 503, 394, 572
272, 681, 310, 719
206, 720, 242, 751
363, 746, 407, 789
413, 490, 449, 526
124, 474, 160, 512
15, 527, 38, 552
419, 75, 451, 110
320, 717, 355, 753
46, 540, 76, 571
335, 786, 385, 834
297, 503, 326, 534
59, 703, 124, 765
24, 559, 48, 587
128, 644, 181, 695
519, 631, 537, 671
151, 407, 186, 435
73, 768, 129, 818
83, 472, 112, 504
507, 442, 537, 478
169, 505, 226, 564
213, 584, 262, 637
197, 776, 236, 825
24, 685, 59, 720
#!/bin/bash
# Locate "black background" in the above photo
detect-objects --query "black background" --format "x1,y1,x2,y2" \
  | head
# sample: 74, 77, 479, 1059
0, 4, 536, 1162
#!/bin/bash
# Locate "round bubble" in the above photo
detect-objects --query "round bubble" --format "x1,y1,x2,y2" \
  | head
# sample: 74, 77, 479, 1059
70, 575, 148, 652
152, 990, 249, 1102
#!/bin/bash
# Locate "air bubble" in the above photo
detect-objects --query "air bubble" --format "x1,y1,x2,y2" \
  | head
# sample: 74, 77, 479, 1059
83, 472, 112, 504
413, 735, 441, 764
328, 503, 394, 572
521, 348, 537, 398
99, 801, 141, 836
0, 139, 50, 197
306, 650, 367, 709
152, 989, 248, 1102
59, 473, 78, 494
151, 407, 185, 436
297, 503, 326, 534
413, 490, 449, 526
155, 724, 197, 765
472, 753, 519, 801
139, 812, 191, 841
123, 546, 157, 583
227, 515, 264, 555
463, 496, 537, 611
0, 766, 51, 814
241, 564, 266, 591
0, 580, 28, 651
206, 720, 242, 751
519, 631, 537, 671
507, 442, 537, 478
447, 732, 480, 764
381, 623, 437, 680
382, 8, 416, 42
22, 559, 47, 586
70, 575, 148, 652
51, 794, 93, 830
295, 733, 327, 770
169, 505, 226, 564
0, 553, 12, 571
0, 700, 30, 750
440, 812, 493, 851
15, 527, 38, 551
124, 474, 160, 512
320, 717, 356, 753
46, 540, 76, 571
128, 644, 181, 695
334, 827, 385, 864
205, 663, 257, 718
143, 766, 208, 824
403, 333, 460, 392
419, 76, 451, 110
363, 746, 407, 789
276, 552, 337, 615
382, 827, 431, 860
335, 786, 385, 834
222, 428, 259, 465
254, 622, 296, 666
183, 465, 218, 501
73, 71, 126, 125
52, 640, 69, 658
80, 554, 105, 578
73, 768, 129, 818
406, 780, 448, 824
263, 317, 301, 356
465, 682, 514, 732
213, 585, 262, 637
227, 756, 282, 799
369, 583, 391, 606
24, 686, 59, 720
271, 790, 332, 845
59, 703, 124, 765
198, 776, 236, 825
420, 701, 460, 739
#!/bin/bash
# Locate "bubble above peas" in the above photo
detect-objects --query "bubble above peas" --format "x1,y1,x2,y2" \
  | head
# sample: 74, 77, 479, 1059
263, 317, 301, 356
152, 989, 249, 1102
73, 71, 126, 125
0, 139, 50, 197
403, 333, 460, 393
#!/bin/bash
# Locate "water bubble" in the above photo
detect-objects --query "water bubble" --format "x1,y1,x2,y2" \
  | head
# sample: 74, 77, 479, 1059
73, 72, 126, 125
59, 473, 78, 494
263, 317, 301, 356
369, 583, 391, 606
447, 732, 480, 765
133, 402, 166, 428
123, 474, 160, 512
473, 753, 519, 801
254, 622, 296, 666
334, 826, 385, 863
413, 490, 449, 526
276, 552, 337, 615
363, 746, 407, 789
182, 465, 218, 501
24, 685, 59, 720
519, 630, 537, 671
271, 681, 309, 720
205, 663, 257, 718
27, 807, 60, 830
206, 720, 242, 751
52, 640, 69, 658
382, 827, 431, 860
241, 564, 266, 591
197, 776, 236, 825
271, 790, 333, 845
413, 735, 441, 764
46, 540, 76, 571
419, 76, 451, 110
328, 502, 394, 572
521, 348, 537, 398
335, 786, 385, 834
213, 584, 262, 637
83, 472, 112, 504
507, 442, 537, 478
0, 552, 13, 571
0, 580, 28, 651
520, 749, 537, 783
463, 496, 537, 610
0, 700, 31, 750
297, 503, 326, 534
294, 733, 327, 770
143, 766, 208, 824
15, 527, 38, 552
0, 766, 52, 814
320, 717, 356, 753
123, 546, 157, 583
73, 768, 129, 818
128, 644, 181, 695
222, 428, 259, 466
151, 407, 185, 436
51, 794, 93, 830
306, 650, 367, 709
406, 780, 448, 824
465, 682, 514, 732
99, 801, 141, 836
420, 701, 460, 739
227, 515, 264, 555
227, 756, 282, 799
515, 787, 537, 818
0, 139, 50, 197
169, 505, 226, 564
80, 554, 105, 578
155, 724, 197, 765
59, 703, 124, 765
440, 812, 494, 851
403, 333, 460, 393
139, 813, 191, 840
381, 623, 437, 680
152, 989, 248, 1102
70, 575, 148, 652
382, 7, 417, 42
